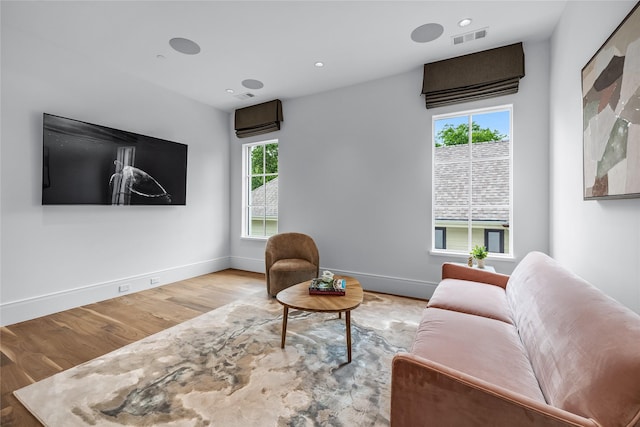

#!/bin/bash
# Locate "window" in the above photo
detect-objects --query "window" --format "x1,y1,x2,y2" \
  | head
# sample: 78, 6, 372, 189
484, 229, 505, 254
435, 227, 447, 250
242, 140, 278, 238
432, 106, 512, 256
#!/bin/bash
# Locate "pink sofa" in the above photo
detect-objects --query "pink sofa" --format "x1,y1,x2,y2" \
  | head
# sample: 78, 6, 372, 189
391, 251, 640, 427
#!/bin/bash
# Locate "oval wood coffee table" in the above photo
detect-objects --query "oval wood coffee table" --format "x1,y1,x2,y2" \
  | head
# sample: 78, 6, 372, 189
276, 276, 364, 363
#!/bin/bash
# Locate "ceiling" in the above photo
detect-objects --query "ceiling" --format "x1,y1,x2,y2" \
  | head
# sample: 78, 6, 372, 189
4, 1, 568, 112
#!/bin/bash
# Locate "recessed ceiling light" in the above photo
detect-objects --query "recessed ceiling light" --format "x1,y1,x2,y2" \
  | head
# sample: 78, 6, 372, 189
169, 37, 201, 55
242, 79, 264, 90
411, 23, 445, 43
225, 89, 235, 94
458, 18, 472, 27
314, 61, 324, 67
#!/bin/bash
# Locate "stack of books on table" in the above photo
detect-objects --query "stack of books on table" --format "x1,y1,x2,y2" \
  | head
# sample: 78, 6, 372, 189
308, 278, 346, 296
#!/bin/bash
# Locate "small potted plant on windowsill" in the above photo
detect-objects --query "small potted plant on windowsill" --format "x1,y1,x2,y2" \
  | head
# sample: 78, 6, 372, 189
471, 245, 488, 268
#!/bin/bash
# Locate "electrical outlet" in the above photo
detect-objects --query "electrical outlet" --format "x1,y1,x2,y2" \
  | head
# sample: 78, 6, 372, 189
118, 284, 130, 293
150, 277, 160, 285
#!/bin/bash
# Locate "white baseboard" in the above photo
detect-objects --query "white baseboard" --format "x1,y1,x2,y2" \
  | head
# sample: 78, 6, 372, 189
0, 257, 231, 326
1, 257, 435, 326
230, 256, 437, 300
324, 267, 438, 300
229, 256, 265, 274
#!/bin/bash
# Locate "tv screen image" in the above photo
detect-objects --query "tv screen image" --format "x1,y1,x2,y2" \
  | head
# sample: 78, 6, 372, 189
42, 114, 188, 205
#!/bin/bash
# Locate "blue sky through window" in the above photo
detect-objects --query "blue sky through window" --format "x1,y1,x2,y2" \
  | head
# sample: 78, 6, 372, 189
475, 110, 510, 137
434, 110, 510, 145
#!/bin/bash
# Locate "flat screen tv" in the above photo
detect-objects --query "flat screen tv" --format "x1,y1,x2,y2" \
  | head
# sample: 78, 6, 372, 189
42, 113, 188, 205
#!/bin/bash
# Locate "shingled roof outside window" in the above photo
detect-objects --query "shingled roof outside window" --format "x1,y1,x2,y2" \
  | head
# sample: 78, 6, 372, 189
434, 140, 510, 223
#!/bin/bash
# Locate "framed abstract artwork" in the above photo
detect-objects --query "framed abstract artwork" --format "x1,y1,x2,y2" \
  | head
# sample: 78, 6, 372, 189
582, 2, 640, 200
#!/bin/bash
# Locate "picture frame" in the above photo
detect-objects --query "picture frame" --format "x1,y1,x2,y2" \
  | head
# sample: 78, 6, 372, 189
582, 2, 640, 200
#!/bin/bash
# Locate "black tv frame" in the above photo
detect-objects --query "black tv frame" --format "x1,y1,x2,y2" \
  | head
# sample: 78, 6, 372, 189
42, 113, 188, 206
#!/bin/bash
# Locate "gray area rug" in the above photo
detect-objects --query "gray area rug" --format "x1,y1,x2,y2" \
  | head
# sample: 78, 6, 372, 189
15, 292, 425, 426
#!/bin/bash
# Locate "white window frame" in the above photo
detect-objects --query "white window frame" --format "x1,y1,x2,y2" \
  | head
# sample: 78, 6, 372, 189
241, 139, 278, 239
431, 105, 513, 259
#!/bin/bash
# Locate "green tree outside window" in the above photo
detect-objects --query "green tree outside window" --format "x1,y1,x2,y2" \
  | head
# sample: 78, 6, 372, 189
250, 143, 278, 190
435, 122, 506, 147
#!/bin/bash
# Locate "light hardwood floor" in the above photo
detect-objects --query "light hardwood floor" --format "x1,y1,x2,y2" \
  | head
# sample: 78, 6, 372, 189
0, 269, 267, 426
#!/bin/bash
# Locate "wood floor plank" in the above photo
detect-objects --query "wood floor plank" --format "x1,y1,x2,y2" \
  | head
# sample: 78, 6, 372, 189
0, 269, 265, 427
122, 293, 203, 324
1, 320, 73, 378
48, 311, 134, 361
82, 299, 176, 336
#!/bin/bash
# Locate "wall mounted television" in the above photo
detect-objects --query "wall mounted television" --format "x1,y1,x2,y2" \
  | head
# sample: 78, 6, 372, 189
42, 113, 188, 205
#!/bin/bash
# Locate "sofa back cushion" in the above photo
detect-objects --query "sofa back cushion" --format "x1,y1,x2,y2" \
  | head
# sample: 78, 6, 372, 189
428, 279, 514, 324
506, 252, 640, 427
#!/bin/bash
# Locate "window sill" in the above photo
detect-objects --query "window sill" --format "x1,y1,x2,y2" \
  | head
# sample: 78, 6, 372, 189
429, 249, 516, 262
241, 235, 271, 241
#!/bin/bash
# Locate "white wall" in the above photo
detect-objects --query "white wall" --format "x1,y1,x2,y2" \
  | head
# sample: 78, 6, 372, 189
9, 1, 616, 324
0, 6, 231, 325
230, 40, 551, 299
550, 1, 640, 313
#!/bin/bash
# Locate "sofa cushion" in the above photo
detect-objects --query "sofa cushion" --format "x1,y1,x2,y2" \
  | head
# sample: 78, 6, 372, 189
427, 278, 513, 324
411, 307, 545, 403
507, 251, 640, 427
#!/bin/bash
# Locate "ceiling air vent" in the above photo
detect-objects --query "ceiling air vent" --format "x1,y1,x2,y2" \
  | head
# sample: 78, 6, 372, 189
452, 27, 488, 45
234, 92, 256, 100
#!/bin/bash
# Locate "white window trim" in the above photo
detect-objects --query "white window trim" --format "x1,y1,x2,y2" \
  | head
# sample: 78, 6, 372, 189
241, 139, 278, 240
430, 104, 514, 259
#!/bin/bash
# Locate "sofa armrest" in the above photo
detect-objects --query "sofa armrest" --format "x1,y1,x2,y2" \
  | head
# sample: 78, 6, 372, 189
442, 262, 510, 288
391, 353, 598, 427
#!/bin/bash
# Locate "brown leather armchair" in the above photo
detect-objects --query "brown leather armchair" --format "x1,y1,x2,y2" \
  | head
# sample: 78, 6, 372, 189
265, 232, 319, 297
